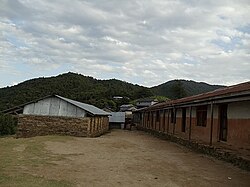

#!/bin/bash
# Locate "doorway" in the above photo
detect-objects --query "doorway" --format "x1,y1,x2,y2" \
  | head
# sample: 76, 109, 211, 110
219, 104, 228, 141
182, 108, 186, 132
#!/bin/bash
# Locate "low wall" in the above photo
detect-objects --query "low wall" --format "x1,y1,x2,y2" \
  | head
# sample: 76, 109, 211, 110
88, 115, 109, 137
137, 126, 250, 171
17, 115, 109, 138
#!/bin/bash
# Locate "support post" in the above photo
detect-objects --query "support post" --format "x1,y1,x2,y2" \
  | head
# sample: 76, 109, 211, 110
143, 112, 145, 127
167, 109, 170, 134
210, 102, 214, 146
173, 108, 176, 135
163, 109, 165, 132
189, 106, 192, 141
151, 111, 153, 130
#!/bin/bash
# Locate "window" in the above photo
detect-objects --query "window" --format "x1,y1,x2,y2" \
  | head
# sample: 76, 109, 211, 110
196, 105, 207, 127
182, 108, 186, 132
156, 110, 160, 122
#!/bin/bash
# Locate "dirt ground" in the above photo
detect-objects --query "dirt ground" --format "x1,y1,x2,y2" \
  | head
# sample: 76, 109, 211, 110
1, 130, 250, 187
44, 130, 250, 186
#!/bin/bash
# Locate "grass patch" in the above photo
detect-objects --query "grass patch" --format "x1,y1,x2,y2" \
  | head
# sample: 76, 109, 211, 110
0, 135, 75, 187
0, 174, 71, 187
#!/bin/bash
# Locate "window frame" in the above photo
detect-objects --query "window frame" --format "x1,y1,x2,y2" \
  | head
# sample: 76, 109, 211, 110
196, 105, 207, 127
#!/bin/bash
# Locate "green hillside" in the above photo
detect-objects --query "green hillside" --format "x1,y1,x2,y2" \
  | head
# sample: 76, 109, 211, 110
0, 72, 152, 111
0, 73, 224, 111
151, 80, 224, 99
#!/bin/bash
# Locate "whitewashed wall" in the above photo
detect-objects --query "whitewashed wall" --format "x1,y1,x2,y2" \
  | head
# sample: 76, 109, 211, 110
23, 97, 86, 117
109, 112, 125, 123
228, 101, 250, 119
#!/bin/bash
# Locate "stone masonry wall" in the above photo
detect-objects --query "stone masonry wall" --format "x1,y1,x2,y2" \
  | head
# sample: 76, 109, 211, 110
136, 126, 250, 171
87, 116, 109, 137
17, 115, 109, 138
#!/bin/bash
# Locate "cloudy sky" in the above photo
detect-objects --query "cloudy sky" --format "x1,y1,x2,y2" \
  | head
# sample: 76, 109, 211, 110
0, 0, 250, 88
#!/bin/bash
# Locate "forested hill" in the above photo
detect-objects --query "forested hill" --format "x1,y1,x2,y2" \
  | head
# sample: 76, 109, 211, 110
0, 72, 152, 111
0, 72, 224, 111
151, 80, 225, 99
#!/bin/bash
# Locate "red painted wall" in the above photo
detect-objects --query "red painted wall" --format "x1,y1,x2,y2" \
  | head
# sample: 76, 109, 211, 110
137, 101, 250, 150
227, 119, 250, 148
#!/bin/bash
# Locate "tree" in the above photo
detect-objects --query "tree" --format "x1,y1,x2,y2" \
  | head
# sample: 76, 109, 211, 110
0, 114, 18, 136
171, 80, 187, 99
135, 88, 153, 98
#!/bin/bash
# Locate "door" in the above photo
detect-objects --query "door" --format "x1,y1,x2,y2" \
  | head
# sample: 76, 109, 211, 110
219, 104, 228, 141
182, 108, 186, 132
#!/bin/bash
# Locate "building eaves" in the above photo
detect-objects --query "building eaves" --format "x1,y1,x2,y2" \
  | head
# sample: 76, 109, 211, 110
55, 95, 110, 116
140, 81, 250, 111
1, 95, 53, 114
2, 95, 110, 116
137, 98, 158, 102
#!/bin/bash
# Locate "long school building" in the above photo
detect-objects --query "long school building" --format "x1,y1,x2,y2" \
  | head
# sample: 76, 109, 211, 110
133, 82, 250, 150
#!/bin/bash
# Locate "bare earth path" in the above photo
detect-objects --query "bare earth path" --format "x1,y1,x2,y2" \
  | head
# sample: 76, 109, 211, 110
1, 130, 250, 186
45, 130, 250, 186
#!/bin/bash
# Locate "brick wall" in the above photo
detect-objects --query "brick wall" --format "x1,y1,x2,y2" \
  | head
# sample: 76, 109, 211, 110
17, 115, 109, 138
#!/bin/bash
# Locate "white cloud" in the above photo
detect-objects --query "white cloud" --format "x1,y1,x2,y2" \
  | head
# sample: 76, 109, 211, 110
0, 0, 249, 87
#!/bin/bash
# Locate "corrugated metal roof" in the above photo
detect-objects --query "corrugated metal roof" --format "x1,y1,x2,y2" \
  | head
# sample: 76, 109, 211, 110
170, 81, 250, 104
145, 81, 250, 111
137, 98, 158, 102
55, 95, 110, 116
2, 95, 110, 116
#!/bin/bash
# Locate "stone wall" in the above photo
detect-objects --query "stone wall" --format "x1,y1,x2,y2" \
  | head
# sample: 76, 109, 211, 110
137, 126, 250, 171
17, 115, 109, 138
88, 116, 109, 137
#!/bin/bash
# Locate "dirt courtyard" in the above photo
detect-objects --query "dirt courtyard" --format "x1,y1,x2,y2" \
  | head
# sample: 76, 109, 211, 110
1, 130, 250, 186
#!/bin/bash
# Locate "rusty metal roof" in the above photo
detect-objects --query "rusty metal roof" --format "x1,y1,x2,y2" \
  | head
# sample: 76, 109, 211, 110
146, 81, 250, 110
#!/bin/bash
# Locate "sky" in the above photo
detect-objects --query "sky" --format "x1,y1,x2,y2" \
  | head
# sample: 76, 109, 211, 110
0, 0, 250, 88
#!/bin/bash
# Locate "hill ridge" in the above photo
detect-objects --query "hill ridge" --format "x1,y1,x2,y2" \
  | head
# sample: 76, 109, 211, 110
0, 72, 224, 111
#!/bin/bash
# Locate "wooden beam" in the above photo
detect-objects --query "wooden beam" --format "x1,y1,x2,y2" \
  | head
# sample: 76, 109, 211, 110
188, 106, 192, 141
209, 102, 214, 146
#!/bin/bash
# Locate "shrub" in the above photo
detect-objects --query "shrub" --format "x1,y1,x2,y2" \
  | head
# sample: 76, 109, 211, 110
0, 113, 18, 135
